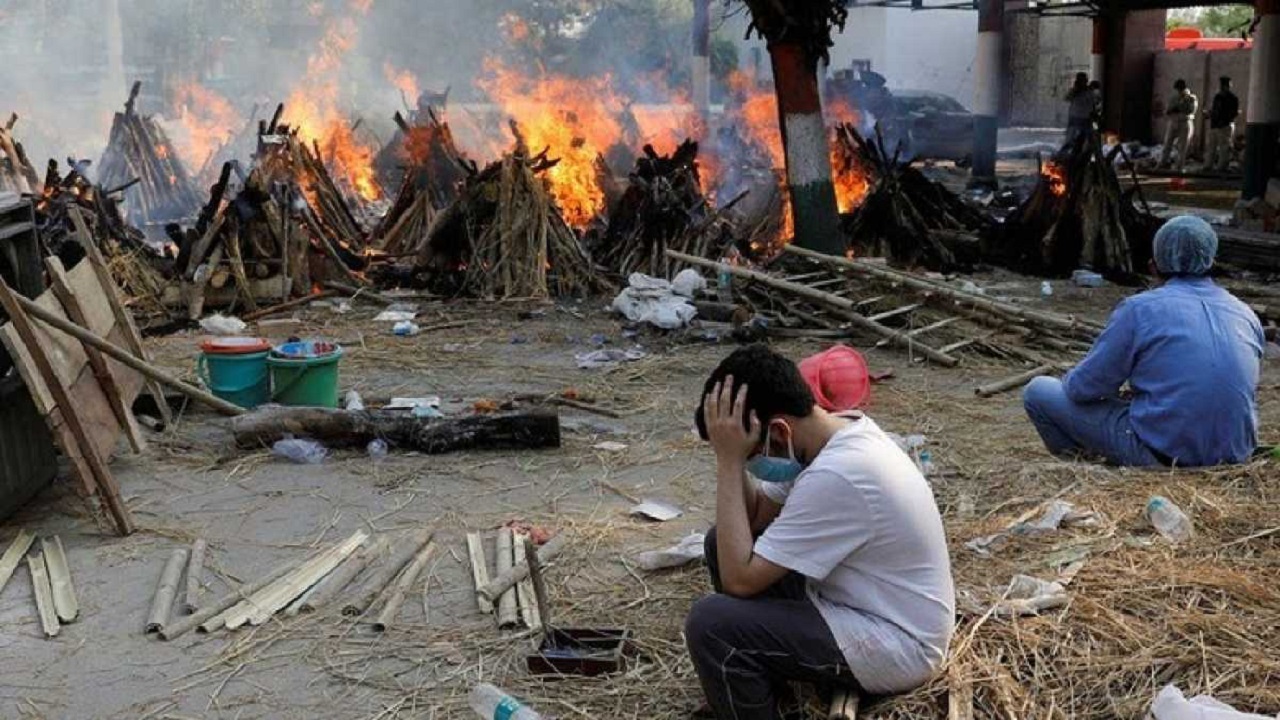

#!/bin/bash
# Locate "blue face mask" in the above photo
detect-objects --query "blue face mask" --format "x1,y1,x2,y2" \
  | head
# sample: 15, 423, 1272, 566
746, 424, 803, 484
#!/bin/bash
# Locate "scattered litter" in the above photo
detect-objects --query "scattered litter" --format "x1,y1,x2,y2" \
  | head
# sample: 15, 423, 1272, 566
199, 314, 247, 336
375, 307, 418, 322
993, 574, 1069, 617
1040, 280, 1054, 298
393, 321, 420, 336
332, 300, 352, 315
1071, 269, 1105, 288
670, 268, 706, 298
1149, 684, 1278, 720
501, 521, 554, 545
412, 405, 445, 418
344, 390, 365, 411
630, 499, 683, 522
592, 441, 628, 453
387, 397, 442, 410
635, 533, 706, 571
1147, 496, 1194, 544
271, 437, 327, 465
575, 348, 647, 369
367, 438, 388, 460
966, 500, 1100, 555
610, 273, 697, 329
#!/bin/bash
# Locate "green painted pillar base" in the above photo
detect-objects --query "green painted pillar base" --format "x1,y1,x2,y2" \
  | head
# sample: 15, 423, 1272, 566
791, 181, 844, 255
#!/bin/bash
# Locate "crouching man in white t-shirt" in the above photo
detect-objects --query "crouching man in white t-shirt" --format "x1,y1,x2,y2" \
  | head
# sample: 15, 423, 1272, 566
686, 345, 955, 719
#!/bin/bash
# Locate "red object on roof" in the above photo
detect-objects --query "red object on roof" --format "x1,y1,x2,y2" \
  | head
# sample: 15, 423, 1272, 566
1166, 27, 1252, 51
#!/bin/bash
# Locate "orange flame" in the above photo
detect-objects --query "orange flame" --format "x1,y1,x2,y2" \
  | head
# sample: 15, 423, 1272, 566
283, 1, 383, 202
171, 81, 240, 171
383, 62, 419, 104
1043, 161, 1067, 197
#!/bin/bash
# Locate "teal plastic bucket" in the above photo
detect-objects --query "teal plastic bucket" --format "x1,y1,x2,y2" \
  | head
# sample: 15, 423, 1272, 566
198, 350, 271, 409
268, 344, 343, 407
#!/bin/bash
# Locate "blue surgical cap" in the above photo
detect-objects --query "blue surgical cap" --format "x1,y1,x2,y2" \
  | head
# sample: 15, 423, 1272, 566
1153, 216, 1218, 276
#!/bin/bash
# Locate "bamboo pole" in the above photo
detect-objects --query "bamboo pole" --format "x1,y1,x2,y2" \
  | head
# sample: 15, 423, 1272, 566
522, 537, 552, 633
974, 364, 1058, 398
0, 529, 35, 595
664, 250, 960, 366
42, 536, 78, 623
163, 558, 299, 639
478, 533, 568, 604
828, 689, 860, 720
372, 541, 436, 631
7, 291, 246, 417
147, 549, 188, 633
225, 530, 367, 629
783, 245, 1104, 337
342, 529, 432, 616
28, 553, 59, 638
513, 531, 541, 632
466, 533, 493, 615
494, 528, 519, 628
182, 539, 207, 615
293, 535, 388, 615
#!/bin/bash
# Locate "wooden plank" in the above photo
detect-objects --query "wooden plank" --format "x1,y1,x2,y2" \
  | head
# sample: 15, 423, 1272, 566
0, 529, 35, 595
0, 278, 134, 535
45, 257, 144, 453
28, 552, 60, 638
70, 208, 172, 428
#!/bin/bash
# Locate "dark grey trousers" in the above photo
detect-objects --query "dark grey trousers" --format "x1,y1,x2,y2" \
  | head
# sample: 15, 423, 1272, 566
684, 528, 857, 720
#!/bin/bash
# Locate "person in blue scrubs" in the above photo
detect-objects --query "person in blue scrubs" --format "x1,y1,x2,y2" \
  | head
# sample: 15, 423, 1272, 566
1023, 216, 1264, 467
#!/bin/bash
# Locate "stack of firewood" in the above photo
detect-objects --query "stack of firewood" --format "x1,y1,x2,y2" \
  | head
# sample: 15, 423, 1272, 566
97, 83, 203, 226
836, 124, 988, 270
986, 129, 1159, 280
0, 114, 41, 195
414, 138, 604, 299
597, 140, 729, 278
372, 109, 472, 257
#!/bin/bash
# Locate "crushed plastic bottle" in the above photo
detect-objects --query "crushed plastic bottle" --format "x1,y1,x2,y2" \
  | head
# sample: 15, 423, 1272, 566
469, 683, 543, 720
1040, 281, 1054, 298
271, 437, 327, 465
367, 438, 388, 460
1146, 496, 1194, 543
393, 321, 420, 337
918, 449, 935, 477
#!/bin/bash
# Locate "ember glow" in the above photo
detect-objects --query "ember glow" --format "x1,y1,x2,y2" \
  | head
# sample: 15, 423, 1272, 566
283, 2, 383, 202
1043, 161, 1067, 197
170, 81, 240, 172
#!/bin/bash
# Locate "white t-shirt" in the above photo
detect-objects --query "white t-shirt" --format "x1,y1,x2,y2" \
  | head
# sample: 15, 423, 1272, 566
754, 416, 955, 694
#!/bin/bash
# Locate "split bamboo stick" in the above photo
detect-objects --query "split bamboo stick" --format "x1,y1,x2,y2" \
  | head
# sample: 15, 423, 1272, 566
372, 541, 436, 631
522, 537, 552, 633
494, 528, 519, 628
664, 250, 959, 366
292, 534, 388, 615
513, 531, 541, 632
466, 533, 493, 615
41, 536, 78, 623
478, 533, 569, 604
28, 553, 59, 638
182, 539, 207, 615
225, 530, 367, 629
341, 530, 432, 616
975, 364, 1058, 398
147, 549, 188, 633
164, 558, 299, 639
0, 529, 35, 595
828, 689, 860, 720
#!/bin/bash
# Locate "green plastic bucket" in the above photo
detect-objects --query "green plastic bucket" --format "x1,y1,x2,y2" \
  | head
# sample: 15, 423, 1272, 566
268, 343, 343, 407
198, 350, 271, 409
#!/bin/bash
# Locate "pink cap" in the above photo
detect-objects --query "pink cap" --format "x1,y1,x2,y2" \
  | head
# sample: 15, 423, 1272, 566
798, 345, 871, 412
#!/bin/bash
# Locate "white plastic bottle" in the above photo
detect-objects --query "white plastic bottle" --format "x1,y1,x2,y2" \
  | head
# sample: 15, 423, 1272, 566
469, 683, 543, 720
1146, 496, 1194, 543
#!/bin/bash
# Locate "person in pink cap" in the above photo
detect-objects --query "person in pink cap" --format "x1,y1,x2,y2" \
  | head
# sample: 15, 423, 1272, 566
685, 343, 954, 719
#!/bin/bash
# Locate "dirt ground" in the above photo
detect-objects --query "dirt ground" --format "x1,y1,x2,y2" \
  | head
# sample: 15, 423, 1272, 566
0, 274, 1277, 719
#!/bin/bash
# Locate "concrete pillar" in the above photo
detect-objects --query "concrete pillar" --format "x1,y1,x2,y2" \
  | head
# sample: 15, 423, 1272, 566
691, 0, 711, 136
1243, 0, 1280, 200
768, 42, 843, 254
971, 0, 1004, 186
1090, 16, 1107, 89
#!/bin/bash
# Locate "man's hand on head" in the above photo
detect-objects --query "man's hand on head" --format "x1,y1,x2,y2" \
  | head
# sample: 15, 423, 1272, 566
702, 376, 761, 467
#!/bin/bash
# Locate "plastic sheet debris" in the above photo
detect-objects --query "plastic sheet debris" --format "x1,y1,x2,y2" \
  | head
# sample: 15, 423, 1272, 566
670, 268, 707, 298
610, 273, 697, 329
1150, 684, 1279, 720
367, 438, 388, 460
593, 441, 628, 453
374, 304, 419, 322
387, 397, 442, 410
271, 437, 327, 465
635, 533, 706, 571
575, 348, 647, 370
344, 390, 365, 411
966, 500, 1100, 555
200, 314, 247, 336
630, 499, 683, 522
993, 574, 1069, 617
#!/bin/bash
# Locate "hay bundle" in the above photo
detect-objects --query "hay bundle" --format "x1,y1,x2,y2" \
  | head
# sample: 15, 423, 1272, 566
597, 140, 727, 279
837, 124, 988, 270
414, 149, 601, 299
97, 82, 202, 225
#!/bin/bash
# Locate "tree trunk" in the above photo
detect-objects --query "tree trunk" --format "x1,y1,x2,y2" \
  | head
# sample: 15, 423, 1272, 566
231, 407, 561, 454
768, 42, 842, 254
